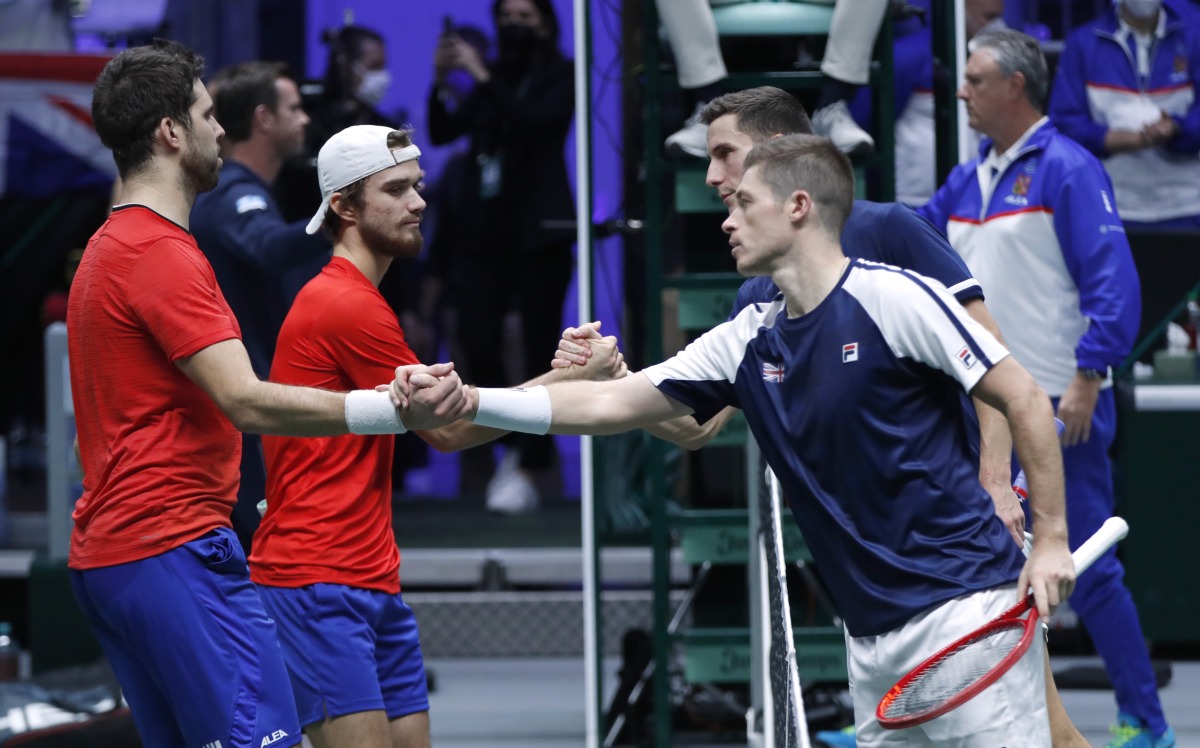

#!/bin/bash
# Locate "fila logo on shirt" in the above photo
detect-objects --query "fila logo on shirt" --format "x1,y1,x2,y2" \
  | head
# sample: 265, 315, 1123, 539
956, 346, 977, 369
842, 343, 859, 363
762, 363, 785, 383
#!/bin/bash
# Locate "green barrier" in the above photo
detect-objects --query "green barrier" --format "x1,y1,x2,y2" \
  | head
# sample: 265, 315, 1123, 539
676, 509, 812, 565
1117, 383, 1200, 644
680, 626, 846, 684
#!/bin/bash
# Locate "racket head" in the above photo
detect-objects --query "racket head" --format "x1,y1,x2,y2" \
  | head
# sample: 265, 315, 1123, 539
876, 602, 1039, 730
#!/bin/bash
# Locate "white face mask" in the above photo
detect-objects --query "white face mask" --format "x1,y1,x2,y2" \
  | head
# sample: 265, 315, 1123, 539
1121, 0, 1162, 21
355, 67, 391, 107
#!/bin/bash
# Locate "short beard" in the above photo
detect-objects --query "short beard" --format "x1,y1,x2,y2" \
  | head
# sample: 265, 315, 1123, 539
359, 213, 423, 259
181, 140, 220, 194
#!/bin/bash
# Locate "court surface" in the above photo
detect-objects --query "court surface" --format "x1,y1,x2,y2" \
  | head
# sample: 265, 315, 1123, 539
415, 655, 1200, 747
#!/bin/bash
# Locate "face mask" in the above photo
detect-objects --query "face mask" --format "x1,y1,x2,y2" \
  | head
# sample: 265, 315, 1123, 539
355, 67, 391, 107
1121, 0, 1161, 20
498, 24, 539, 55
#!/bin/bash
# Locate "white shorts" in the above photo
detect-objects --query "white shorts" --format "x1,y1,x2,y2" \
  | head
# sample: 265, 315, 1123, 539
847, 585, 1051, 748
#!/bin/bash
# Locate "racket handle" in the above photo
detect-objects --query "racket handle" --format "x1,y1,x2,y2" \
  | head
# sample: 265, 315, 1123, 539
1071, 517, 1129, 574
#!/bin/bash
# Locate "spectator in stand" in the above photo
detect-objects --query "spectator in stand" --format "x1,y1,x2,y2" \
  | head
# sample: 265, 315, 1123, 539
1049, 0, 1200, 230
659, 0, 730, 158
660, 0, 892, 159
428, 0, 575, 513
919, 30, 1175, 748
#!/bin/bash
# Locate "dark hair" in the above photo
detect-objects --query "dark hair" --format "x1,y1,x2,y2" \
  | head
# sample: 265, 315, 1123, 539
491, 0, 561, 47
322, 25, 386, 102
321, 128, 415, 239
743, 134, 854, 237
92, 39, 205, 180
699, 87, 814, 141
210, 61, 290, 144
968, 29, 1048, 113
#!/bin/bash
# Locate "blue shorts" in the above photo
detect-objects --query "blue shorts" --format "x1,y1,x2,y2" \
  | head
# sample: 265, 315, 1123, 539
70, 527, 301, 748
256, 583, 429, 728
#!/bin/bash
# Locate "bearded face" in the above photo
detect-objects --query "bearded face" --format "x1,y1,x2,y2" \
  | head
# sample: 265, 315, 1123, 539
358, 197, 424, 259
181, 129, 221, 194
354, 160, 426, 259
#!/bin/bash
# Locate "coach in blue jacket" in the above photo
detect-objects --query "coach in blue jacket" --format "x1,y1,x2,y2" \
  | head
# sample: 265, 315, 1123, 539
1049, 0, 1200, 230
919, 30, 1174, 748
191, 61, 332, 553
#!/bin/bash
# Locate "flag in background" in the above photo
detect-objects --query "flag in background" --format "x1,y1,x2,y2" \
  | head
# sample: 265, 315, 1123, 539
0, 53, 115, 198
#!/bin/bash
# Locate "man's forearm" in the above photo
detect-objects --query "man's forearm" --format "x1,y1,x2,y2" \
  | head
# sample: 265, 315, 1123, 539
975, 396, 1013, 491
963, 299, 1015, 490
419, 367, 581, 452
1007, 390, 1068, 540
225, 380, 351, 436
643, 406, 738, 450
468, 374, 692, 437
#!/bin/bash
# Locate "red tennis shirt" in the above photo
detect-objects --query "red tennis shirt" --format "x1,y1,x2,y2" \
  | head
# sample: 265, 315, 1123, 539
67, 206, 242, 569
251, 257, 418, 594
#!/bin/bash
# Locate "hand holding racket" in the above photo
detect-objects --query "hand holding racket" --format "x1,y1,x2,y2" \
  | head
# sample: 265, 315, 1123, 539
876, 516, 1129, 730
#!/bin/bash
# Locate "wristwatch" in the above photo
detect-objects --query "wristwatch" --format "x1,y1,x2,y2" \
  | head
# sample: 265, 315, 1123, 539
1077, 367, 1106, 381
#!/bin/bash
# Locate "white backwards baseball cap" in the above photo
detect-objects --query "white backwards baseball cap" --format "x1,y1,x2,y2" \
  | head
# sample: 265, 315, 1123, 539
305, 125, 422, 235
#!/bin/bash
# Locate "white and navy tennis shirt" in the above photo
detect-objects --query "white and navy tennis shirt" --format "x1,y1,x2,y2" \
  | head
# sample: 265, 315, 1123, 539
644, 259, 1028, 637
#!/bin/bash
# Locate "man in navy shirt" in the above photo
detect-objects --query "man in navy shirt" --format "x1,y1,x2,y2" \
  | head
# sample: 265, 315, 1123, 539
191, 61, 331, 553
556, 86, 1091, 748
560, 86, 1023, 542
460, 135, 1074, 746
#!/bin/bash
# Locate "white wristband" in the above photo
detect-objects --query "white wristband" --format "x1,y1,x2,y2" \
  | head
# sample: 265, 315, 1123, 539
345, 389, 408, 435
473, 385, 552, 435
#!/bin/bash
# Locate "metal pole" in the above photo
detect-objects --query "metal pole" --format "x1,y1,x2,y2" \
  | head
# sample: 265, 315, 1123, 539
44, 322, 74, 562
573, 0, 600, 746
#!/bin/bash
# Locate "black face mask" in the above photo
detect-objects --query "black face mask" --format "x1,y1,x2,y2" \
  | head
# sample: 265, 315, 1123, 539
498, 23, 540, 55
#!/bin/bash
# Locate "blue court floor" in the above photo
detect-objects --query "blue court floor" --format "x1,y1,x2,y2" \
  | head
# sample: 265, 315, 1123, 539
418, 655, 1200, 747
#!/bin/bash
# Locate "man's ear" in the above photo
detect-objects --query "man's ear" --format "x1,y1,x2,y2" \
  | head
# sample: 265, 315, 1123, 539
788, 189, 812, 224
253, 103, 273, 134
158, 116, 183, 152
330, 192, 356, 224
1009, 71, 1027, 102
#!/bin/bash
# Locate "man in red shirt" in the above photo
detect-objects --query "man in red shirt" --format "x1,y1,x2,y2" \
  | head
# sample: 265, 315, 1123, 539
68, 41, 470, 748
251, 124, 623, 748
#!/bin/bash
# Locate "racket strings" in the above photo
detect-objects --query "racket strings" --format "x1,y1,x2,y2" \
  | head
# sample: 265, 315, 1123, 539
880, 624, 1026, 718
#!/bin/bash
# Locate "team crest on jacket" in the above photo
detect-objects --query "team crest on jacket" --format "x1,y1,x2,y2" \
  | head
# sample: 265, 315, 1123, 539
762, 363, 785, 382
1012, 174, 1031, 197
841, 343, 859, 363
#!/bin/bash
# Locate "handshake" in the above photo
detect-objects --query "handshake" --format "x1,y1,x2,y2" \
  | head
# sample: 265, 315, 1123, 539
380, 361, 474, 431
381, 321, 626, 432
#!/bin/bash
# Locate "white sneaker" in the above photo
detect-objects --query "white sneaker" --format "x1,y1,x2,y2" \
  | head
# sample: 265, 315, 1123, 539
485, 450, 540, 514
812, 100, 875, 156
664, 103, 709, 159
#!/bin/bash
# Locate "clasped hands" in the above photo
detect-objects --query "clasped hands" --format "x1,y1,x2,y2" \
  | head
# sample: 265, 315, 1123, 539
384, 321, 627, 428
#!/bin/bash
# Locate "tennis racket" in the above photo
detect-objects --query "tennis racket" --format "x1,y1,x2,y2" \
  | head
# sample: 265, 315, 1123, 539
876, 516, 1129, 729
